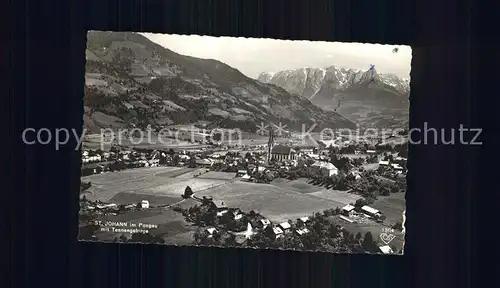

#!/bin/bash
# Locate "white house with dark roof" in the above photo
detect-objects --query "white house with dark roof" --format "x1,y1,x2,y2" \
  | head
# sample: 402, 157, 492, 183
312, 161, 339, 176
259, 218, 271, 227
361, 205, 382, 217
206, 227, 218, 237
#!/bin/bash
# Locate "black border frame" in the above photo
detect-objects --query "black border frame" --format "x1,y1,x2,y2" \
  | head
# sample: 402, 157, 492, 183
5, 0, 481, 287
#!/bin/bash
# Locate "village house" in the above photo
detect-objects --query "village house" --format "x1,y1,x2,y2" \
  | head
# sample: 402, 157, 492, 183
270, 145, 297, 161
394, 156, 407, 163
297, 146, 316, 156
206, 227, 218, 238
216, 210, 229, 217
279, 221, 291, 231
259, 218, 271, 228
81, 163, 105, 176
140, 200, 150, 209
391, 163, 404, 171
296, 228, 310, 236
272, 227, 284, 238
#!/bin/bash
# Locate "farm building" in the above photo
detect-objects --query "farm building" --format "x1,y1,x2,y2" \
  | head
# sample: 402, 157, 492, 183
195, 159, 212, 167
216, 210, 229, 217
206, 227, 218, 238
361, 205, 382, 217
272, 227, 284, 238
339, 215, 354, 223
391, 163, 404, 170
379, 160, 390, 166
297, 146, 315, 156
341, 204, 356, 217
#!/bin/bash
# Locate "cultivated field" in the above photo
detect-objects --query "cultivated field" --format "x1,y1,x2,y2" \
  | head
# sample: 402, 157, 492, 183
270, 178, 324, 194
334, 215, 405, 251
371, 192, 406, 224
194, 182, 351, 223
308, 189, 362, 205
90, 207, 195, 244
198, 171, 237, 180
81, 166, 231, 202
270, 178, 361, 204
108, 192, 181, 206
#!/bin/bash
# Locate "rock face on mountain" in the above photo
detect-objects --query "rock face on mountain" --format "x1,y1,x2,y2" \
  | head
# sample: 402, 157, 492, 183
84, 31, 356, 134
257, 66, 410, 128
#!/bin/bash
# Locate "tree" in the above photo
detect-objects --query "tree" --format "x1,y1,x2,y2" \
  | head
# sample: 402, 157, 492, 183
355, 232, 363, 243
188, 157, 196, 168
223, 234, 237, 247
362, 232, 379, 253
182, 186, 194, 199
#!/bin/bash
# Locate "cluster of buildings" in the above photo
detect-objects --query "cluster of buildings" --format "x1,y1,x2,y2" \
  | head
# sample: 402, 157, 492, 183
378, 155, 407, 174
80, 199, 151, 218
203, 206, 312, 242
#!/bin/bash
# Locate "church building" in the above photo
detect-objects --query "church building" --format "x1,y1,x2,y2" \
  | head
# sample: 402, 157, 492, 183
270, 144, 297, 161
266, 126, 296, 162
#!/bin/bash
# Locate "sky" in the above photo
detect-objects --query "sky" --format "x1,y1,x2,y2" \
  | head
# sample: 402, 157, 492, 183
141, 33, 412, 79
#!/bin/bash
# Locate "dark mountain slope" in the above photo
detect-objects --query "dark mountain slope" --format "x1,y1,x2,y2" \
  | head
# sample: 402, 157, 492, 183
83, 31, 356, 133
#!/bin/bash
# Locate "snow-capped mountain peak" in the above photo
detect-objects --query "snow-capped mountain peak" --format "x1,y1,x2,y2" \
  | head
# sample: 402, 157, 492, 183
257, 66, 410, 98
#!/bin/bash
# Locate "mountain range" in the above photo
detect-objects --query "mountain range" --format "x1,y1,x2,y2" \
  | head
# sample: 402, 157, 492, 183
84, 31, 356, 134
257, 65, 410, 128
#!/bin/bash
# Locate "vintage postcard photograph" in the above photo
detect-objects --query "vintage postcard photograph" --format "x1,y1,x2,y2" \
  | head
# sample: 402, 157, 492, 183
79, 31, 410, 254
